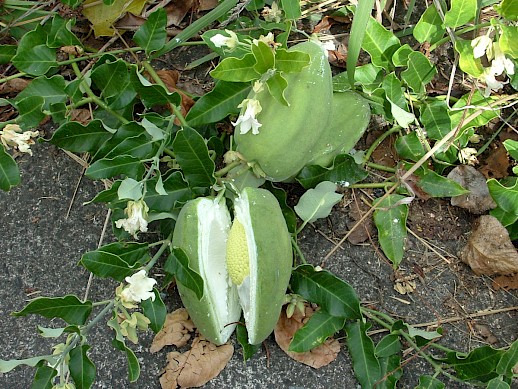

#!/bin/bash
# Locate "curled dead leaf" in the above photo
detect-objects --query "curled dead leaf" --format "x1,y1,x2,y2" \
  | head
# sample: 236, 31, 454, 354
492, 274, 518, 291
156, 70, 195, 121
159, 336, 233, 389
151, 308, 195, 353
460, 215, 518, 275
274, 305, 340, 369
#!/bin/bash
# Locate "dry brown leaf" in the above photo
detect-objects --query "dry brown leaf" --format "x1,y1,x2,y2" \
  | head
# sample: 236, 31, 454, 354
159, 336, 233, 389
460, 215, 518, 275
274, 305, 340, 369
492, 273, 518, 290
479, 143, 510, 179
447, 165, 496, 214
165, 0, 195, 26
473, 323, 498, 344
156, 69, 196, 120
151, 308, 195, 353
69, 109, 92, 125
0, 78, 30, 95
197, 0, 218, 11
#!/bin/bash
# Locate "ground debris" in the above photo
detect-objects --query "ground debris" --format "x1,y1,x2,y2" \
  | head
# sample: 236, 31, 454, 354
460, 215, 518, 275
447, 165, 496, 214
151, 308, 195, 353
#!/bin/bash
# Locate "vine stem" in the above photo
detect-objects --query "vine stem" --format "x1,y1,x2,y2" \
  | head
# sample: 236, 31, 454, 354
291, 236, 307, 264
215, 160, 243, 177
362, 307, 469, 385
362, 125, 401, 164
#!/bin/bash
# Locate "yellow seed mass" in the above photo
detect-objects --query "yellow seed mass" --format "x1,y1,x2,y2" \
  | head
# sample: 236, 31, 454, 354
226, 219, 250, 285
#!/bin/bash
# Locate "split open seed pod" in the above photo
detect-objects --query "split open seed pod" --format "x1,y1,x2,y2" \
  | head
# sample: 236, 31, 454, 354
173, 187, 293, 345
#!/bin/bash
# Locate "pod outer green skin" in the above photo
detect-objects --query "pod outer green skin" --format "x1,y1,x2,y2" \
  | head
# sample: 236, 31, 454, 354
235, 40, 333, 182
307, 91, 371, 167
172, 197, 241, 346
236, 187, 293, 344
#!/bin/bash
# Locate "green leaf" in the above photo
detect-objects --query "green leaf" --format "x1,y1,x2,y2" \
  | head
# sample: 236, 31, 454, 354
166, 248, 204, 300
294, 181, 343, 223
345, 321, 382, 388
14, 95, 46, 128
144, 172, 192, 213
47, 15, 82, 47
395, 132, 426, 161
391, 44, 414, 68
388, 98, 416, 128
290, 264, 362, 319
12, 44, 56, 76
236, 324, 260, 360
362, 17, 401, 69
0, 355, 55, 373
210, 53, 260, 82
289, 310, 345, 352
450, 90, 498, 130
252, 40, 275, 74
416, 375, 445, 389
274, 48, 310, 73
378, 354, 402, 388
86, 155, 145, 180
49, 120, 113, 153
499, 26, 518, 58
382, 73, 406, 109
375, 334, 401, 358
280, 0, 301, 19
69, 345, 96, 389
487, 378, 511, 389
297, 154, 369, 189
495, 0, 518, 20
0, 45, 17, 64
420, 100, 452, 140
0, 146, 21, 191
102, 133, 157, 161
79, 250, 137, 281
444, 0, 477, 28
13, 295, 93, 325
95, 242, 150, 266
186, 81, 251, 126
91, 59, 132, 99
373, 194, 409, 268
401, 51, 437, 95
347, 0, 376, 84
496, 339, 518, 377
172, 127, 216, 188
141, 289, 167, 333
488, 178, 518, 215
133, 8, 167, 55
413, 7, 445, 44
134, 73, 181, 108
412, 166, 469, 197
441, 346, 503, 382
110, 332, 140, 382
455, 39, 484, 77
31, 364, 57, 389
262, 181, 297, 233
14, 75, 67, 111
265, 72, 289, 106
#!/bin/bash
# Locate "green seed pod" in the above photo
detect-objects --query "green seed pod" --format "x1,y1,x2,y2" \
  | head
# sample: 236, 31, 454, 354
307, 91, 371, 167
173, 188, 293, 345
235, 40, 333, 182
228, 187, 293, 344
172, 197, 241, 345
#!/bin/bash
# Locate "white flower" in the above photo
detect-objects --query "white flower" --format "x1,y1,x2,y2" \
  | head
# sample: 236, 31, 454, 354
262, 2, 282, 23
459, 147, 478, 165
471, 35, 492, 58
210, 29, 239, 50
252, 32, 276, 47
0, 124, 39, 155
115, 200, 149, 238
481, 68, 507, 96
491, 44, 515, 76
232, 98, 263, 135
252, 80, 264, 93
120, 270, 156, 304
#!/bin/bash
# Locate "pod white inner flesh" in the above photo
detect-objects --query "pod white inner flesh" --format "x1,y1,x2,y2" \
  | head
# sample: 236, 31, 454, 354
232, 192, 258, 340
197, 199, 240, 344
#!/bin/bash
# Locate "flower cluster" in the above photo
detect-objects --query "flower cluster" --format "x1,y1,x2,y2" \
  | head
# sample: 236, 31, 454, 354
115, 200, 149, 238
118, 269, 157, 309
262, 1, 282, 23
471, 35, 515, 96
209, 29, 239, 50
232, 98, 263, 135
0, 124, 39, 155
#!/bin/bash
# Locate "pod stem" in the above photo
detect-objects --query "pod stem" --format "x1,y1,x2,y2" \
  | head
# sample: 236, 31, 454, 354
291, 236, 306, 265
